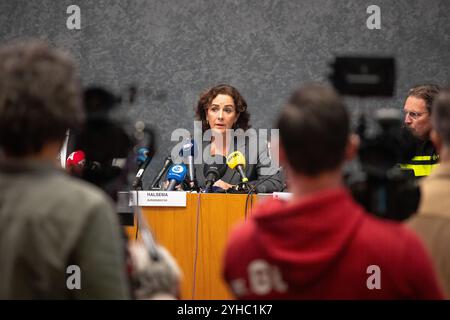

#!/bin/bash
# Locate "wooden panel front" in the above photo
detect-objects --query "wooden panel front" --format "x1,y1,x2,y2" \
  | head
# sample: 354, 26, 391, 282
125, 193, 256, 300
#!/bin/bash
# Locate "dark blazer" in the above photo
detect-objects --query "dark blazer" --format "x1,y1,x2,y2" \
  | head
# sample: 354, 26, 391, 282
193, 132, 285, 193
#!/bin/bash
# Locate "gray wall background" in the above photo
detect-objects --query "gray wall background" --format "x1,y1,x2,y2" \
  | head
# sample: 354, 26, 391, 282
1, 0, 449, 184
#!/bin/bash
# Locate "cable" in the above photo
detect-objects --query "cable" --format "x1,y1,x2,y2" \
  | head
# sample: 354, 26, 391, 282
131, 190, 160, 261
244, 189, 252, 221
244, 172, 281, 220
250, 188, 254, 217
135, 190, 139, 240
131, 156, 142, 241
191, 192, 201, 299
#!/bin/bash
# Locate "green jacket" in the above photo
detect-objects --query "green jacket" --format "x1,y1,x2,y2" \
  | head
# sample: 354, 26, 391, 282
0, 160, 130, 299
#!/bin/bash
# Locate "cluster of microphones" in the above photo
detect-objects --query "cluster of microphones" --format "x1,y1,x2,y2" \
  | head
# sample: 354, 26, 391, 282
67, 138, 250, 193
134, 138, 250, 193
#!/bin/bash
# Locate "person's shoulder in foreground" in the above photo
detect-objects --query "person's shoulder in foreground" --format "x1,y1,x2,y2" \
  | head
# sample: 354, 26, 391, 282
0, 40, 129, 299
406, 87, 450, 298
224, 189, 443, 299
223, 84, 443, 299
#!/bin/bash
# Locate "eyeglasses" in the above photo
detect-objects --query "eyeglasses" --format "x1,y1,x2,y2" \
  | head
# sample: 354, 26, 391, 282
403, 111, 428, 120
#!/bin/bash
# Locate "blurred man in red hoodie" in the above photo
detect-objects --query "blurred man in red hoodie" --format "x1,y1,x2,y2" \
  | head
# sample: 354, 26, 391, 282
223, 84, 443, 299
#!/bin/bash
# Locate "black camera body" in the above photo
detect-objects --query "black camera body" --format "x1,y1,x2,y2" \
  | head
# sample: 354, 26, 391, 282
344, 110, 420, 220
330, 56, 420, 220
71, 87, 135, 201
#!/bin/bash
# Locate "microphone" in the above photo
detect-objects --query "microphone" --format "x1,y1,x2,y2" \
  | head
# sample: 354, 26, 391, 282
203, 155, 227, 192
150, 156, 173, 189
132, 147, 153, 190
66, 150, 86, 177
136, 147, 150, 167
179, 139, 197, 184
165, 164, 188, 191
226, 151, 248, 183
66, 150, 86, 168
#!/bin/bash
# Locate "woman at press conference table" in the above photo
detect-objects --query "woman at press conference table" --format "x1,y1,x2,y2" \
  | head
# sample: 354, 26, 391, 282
192, 84, 284, 193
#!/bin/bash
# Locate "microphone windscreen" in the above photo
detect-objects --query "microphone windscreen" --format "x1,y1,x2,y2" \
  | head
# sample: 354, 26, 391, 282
203, 155, 227, 179
179, 139, 198, 157
226, 151, 246, 169
166, 164, 187, 184
66, 150, 86, 168
136, 147, 151, 166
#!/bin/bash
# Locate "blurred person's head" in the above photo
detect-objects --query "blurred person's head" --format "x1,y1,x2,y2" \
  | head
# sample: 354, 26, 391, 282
128, 242, 182, 300
195, 84, 251, 134
0, 40, 83, 162
430, 87, 450, 160
83, 86, 120, 117
276, 84, 357, 194
403, 84, 440, 140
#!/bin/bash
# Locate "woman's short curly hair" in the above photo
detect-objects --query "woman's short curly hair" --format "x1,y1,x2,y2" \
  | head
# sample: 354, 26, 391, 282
195, 84, 251, 132
0, 40, 84, 156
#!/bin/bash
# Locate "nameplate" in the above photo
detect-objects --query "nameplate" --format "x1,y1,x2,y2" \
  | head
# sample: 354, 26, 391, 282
272, 192, 293, 200
128, 191, 187, 207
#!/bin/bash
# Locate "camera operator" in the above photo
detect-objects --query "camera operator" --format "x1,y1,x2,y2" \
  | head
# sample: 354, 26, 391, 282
70, 87, 134, 201
328, 57, 421, 220
71, 86, 182, 300
346, 108, 421, 220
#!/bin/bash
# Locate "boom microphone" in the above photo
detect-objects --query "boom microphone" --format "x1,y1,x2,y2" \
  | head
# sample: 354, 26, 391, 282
150, 156, 173, 190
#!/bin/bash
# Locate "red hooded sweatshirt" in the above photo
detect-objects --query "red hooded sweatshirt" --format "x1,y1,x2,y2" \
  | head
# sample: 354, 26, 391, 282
223, 188, 443, 299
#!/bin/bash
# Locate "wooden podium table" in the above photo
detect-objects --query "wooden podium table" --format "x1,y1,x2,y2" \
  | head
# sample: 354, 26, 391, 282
125, 193, 260, 300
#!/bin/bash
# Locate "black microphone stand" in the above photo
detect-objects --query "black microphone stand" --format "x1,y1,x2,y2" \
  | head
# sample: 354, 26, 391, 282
132, 155, 152, 190
150, 156, 172, 190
